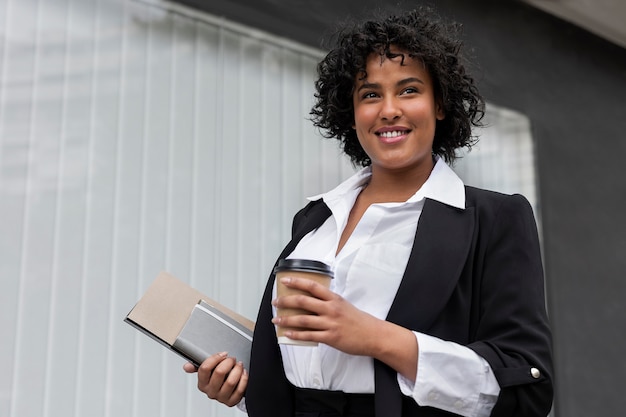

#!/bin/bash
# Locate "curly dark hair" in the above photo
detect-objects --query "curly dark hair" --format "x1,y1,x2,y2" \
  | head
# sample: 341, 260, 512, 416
310, 7, 485, 166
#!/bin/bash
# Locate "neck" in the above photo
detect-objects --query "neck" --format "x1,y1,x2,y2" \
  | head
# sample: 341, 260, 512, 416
363, 159, 435, 203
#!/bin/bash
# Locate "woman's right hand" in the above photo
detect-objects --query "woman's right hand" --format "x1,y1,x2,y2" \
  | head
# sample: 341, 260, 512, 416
182, 352, 248, 407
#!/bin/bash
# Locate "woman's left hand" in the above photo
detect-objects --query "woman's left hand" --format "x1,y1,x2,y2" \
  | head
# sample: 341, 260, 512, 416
272, 275, 419, 380
271, 276, 400, 358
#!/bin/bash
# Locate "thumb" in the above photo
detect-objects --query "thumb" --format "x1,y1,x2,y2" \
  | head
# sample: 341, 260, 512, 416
182, 362, 198, 373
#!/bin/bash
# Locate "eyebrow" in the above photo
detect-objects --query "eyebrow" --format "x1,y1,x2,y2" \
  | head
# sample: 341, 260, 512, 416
356, 77, 425, 92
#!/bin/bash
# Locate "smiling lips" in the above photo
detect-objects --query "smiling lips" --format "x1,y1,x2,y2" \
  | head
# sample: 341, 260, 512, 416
376, 127, 411, 144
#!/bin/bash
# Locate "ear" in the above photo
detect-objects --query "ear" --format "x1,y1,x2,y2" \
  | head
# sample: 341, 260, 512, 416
436, 100, 445, 120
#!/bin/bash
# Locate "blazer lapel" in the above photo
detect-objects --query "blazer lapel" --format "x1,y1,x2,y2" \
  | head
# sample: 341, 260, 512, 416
374, 199, 474, 417
388, 198, 475, 331
246, 200, 331, 417
375, 198, 475, 417
278, 200, 332, 259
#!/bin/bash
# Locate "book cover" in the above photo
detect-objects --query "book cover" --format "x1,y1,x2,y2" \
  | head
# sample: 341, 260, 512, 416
124, 271, 255, 368
173, 300, 253, 368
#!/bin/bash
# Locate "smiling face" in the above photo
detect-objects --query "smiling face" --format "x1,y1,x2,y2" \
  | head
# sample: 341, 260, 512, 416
352, 49, 444, 177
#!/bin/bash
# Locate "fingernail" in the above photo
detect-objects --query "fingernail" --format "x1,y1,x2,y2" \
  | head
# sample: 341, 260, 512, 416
218, 351, 228, 357
280, 277, 291, 284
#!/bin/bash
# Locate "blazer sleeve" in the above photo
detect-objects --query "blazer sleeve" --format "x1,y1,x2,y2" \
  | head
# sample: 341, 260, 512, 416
467, 194, 554, 417
246, 199, 330, 417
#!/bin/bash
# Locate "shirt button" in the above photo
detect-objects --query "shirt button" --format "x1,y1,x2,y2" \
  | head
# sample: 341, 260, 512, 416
530, 367, 541, 379
312, 377, 321, 387
427, 392, 439, 401
454, 400, 464, 410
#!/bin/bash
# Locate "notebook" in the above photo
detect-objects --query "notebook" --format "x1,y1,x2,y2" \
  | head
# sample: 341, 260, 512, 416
124, 272, 254, 368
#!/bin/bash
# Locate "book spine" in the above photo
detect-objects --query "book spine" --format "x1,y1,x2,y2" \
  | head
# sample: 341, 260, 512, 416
172, 337, 208, 368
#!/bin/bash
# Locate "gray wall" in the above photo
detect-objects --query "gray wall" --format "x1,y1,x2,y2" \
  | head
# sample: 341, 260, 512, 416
176, 0, 626, 415
432, 4, 626, 417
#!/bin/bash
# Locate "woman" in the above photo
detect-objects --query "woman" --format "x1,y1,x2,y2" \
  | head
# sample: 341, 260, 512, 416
184, 7, 553, 417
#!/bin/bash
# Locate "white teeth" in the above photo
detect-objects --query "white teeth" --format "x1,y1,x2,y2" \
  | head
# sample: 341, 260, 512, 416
379, 131, 406, 138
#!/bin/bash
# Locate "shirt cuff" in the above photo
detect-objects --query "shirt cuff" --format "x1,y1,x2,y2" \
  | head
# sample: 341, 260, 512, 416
397, 332, 500, 417
235, 397, 247, 413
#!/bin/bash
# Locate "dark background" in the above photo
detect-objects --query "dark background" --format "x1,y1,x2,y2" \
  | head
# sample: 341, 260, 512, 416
174, 0, 626, 415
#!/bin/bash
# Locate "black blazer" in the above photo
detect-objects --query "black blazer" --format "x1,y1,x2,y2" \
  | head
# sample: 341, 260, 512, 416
246, 186, 553, 417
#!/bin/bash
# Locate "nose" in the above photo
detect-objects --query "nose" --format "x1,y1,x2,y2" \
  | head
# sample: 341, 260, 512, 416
379, 96, 401, 120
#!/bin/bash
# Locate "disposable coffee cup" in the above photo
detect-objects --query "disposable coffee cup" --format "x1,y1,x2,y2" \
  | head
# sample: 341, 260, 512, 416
273, 259, 334, 346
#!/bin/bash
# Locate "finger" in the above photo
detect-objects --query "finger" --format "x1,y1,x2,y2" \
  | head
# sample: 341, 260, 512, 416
198, 351, 229, 374
272, 312, 324, 331
284, 327, 322, 342
280, 276, 333, 300
205, 357, 237, 399
221, 361, 246, 406
273, 293, 323, 312
197, 352, 229, 389
182, 362, 198, 373
233, 365, 249, 400
273, 288, 336, 316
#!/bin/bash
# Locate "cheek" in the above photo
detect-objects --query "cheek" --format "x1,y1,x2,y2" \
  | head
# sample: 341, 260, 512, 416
411, 102, 441, 125
352, 124, 371, 149
353, 107, 376, 130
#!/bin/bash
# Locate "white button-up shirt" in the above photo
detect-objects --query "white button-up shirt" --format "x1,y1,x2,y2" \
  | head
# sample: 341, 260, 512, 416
275, 157, 500, 417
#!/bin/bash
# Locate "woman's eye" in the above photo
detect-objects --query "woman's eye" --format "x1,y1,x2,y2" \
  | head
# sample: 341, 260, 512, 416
362, 92, 378, 99
401, 87, 418, 95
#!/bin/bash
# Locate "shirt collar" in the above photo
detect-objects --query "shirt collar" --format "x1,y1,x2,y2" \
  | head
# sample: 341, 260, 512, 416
408, 156, 466, 209
307, 156, 466, 210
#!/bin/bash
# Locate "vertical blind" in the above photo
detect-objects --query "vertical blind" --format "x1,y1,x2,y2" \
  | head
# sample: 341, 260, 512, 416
0, 1, 539, 417
0, 1, 352, 416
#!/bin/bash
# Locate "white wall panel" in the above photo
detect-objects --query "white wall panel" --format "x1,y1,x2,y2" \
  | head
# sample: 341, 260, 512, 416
454, 104, 541, 232
0, 1, 349, 416
0, 1, 539, 417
